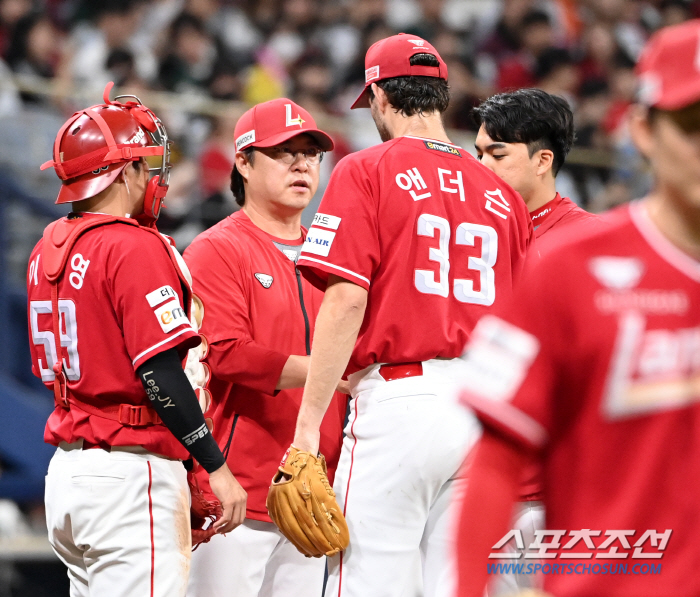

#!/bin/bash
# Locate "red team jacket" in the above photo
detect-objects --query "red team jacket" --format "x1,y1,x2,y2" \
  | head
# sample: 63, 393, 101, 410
184, 211, 346, 522
461, 202, 700, 597
297, 136, 533, 370
27, 215, 200, 459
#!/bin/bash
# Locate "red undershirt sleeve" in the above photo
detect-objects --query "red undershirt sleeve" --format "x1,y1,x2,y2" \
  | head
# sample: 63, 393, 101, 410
206, 338, 289, 396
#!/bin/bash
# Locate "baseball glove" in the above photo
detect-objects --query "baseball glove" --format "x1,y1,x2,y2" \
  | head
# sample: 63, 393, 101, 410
266, 446, 349, 558
187, 465, 222, 550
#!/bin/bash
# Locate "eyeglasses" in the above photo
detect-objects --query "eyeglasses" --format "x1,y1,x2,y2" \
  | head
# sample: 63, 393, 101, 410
257, 147, 325, 166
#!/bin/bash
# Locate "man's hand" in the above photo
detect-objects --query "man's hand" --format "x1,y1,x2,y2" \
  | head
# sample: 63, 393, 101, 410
337, 379, 351, 394
208, 463, 247, 533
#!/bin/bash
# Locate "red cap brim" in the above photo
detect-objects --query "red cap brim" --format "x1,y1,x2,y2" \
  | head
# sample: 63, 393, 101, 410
55, 164, 127, 205
351, 86, 371, 110
249, 128, 334, 151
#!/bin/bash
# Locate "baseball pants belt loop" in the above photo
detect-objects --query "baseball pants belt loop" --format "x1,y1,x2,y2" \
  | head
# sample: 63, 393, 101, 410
378, 362, 423, 382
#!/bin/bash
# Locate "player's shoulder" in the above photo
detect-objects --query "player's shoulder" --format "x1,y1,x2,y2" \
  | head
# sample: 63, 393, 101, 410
69, 218, 166, 255
184, 212, 251, 264
333, 139, 400, 173
538, 203, 637, 273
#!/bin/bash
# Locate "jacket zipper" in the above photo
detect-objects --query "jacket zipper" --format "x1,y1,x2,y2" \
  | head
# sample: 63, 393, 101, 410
295, 268, 311, 355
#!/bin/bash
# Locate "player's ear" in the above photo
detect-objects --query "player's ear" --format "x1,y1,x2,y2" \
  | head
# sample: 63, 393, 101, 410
535, 149, 554, 177
370, 83, 388, 110
235, 151, 251, 180
629, 104, 654, 160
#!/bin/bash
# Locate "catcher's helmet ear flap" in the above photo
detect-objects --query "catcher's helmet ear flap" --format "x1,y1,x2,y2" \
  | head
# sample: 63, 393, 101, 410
142, 175, 168, 223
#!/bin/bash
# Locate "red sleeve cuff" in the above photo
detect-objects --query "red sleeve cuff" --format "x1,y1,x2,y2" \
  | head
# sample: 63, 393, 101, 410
297, 258, 370, 291
206, 339, 289, 395
132, 327, 200, 370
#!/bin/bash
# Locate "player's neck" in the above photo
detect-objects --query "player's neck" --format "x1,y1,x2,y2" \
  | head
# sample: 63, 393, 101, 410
388, 112, 451, 144
72, 187, 135, 218
525, 181, 558, 213
645, 190, 700, 260
243, 201, 303, 241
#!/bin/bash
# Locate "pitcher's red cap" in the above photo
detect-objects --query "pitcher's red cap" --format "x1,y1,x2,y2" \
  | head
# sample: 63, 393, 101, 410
636, 19, 700, 110
351, 33, 448, 109
234, 98, 334, 152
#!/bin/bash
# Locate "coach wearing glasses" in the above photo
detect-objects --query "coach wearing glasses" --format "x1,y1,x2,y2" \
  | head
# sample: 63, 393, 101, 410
184, 99, 348, 597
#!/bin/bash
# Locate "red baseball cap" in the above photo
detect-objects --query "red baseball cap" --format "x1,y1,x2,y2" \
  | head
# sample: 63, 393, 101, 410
351, 33, 448, 109
636, 19, 700, 110
234, 98, 334, 152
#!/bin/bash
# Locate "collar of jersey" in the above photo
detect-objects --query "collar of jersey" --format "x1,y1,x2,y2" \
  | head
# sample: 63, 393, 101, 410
629, 200, 700, 282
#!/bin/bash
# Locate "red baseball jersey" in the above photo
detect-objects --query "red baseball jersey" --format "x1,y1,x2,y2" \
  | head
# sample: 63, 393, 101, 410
520, 193, 601, 499
184, 211, 346, 522
27, 218, 200, 459
460, 201, 700, 597
532, 193, 601, 258
297, 136, 533, 373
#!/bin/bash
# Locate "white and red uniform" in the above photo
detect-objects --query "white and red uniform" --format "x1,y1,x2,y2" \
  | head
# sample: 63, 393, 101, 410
28, 215, 200, 597
460, 201, 700, 597
297, 136, 533, 597
183, 211, 346, 597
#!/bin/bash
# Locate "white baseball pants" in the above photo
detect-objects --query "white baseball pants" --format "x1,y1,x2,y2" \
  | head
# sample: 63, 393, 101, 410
187, 518, 325, 597
325, 358, 481, 597
45, 441, 191, 597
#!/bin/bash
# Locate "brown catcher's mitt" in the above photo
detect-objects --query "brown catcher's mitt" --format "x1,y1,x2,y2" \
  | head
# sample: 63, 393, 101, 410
187, 465, 222, 550
266, 446, 349, 558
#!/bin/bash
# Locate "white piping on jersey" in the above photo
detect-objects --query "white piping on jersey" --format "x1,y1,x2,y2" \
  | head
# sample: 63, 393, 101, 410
297, 257, 371, 286
132, 326, 195, 366
403, 135, 463, 149
629, 201, 700, 282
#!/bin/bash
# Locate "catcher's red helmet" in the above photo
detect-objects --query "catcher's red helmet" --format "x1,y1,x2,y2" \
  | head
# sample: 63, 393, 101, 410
41, 82, 171, 222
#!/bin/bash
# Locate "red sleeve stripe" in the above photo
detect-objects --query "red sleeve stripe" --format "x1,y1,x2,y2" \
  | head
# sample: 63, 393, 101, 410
460, 390, 548, 449
132, 327, 196, 365
297, 256, 371, 286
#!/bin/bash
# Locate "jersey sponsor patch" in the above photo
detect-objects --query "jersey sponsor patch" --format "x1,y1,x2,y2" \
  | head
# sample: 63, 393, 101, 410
146, 285, 178, 307
255, 273, 274, 288
423, 140, 461, 157
312, 213, 342, 230
461, 315, 540, 402
153, 298, 189, 333
302, 228, 336, 257
235, 129, 255, 150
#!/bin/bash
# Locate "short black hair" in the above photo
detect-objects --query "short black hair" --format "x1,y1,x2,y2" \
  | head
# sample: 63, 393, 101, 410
230, 148, 255, 206
473, 88, 575, 176
367, 53, 450, 116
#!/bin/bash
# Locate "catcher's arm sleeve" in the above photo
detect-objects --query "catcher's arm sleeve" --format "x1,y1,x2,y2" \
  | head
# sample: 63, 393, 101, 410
136, 348, 225, 474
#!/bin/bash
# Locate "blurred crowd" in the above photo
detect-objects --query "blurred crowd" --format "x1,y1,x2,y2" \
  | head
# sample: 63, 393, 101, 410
1, 0, 700, 249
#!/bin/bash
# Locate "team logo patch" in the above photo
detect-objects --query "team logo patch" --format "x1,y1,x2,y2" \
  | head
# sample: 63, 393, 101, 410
282, 249, 298, 262
590, 257, 645, 290
255, 273, 274, 288
236, 130, 255, 150
423, 140, 461, 156
365, 66, 380, 83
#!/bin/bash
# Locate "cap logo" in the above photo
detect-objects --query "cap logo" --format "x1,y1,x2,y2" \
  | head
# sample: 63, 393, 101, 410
236, 129, 255, 150
285, 104, 305, 128
365, 66, 380, 83
408, 39, 425, 46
